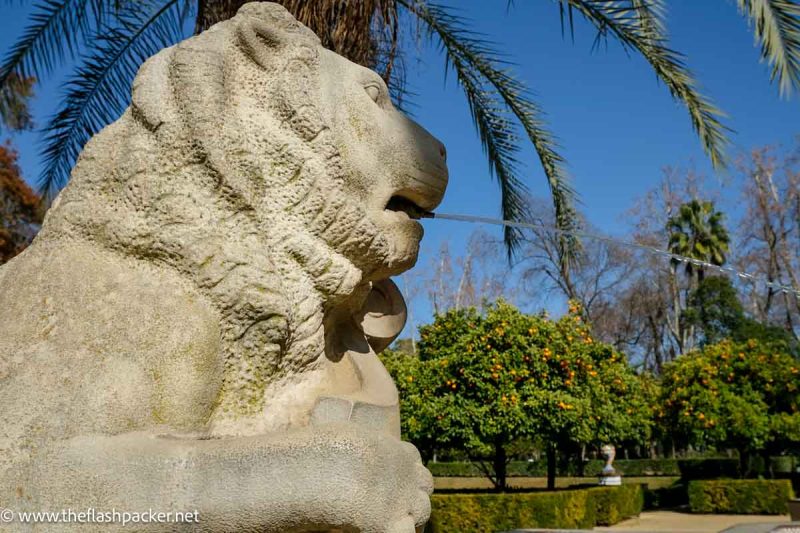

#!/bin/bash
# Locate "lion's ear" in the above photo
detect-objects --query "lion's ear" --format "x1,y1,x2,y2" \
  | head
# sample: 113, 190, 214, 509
236, 18, 285, 69
235, 3, 320, 70
356, 279, 408, 354
131, 50, 176, 132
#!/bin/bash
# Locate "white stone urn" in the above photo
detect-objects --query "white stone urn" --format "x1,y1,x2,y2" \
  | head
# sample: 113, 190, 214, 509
598, 444, 622, 486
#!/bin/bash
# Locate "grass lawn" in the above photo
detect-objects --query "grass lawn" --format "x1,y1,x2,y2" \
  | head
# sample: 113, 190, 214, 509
434, 476, 680, 491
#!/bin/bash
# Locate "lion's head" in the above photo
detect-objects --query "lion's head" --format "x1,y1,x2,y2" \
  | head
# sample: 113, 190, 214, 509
39, 2, 447, 425
127, 1, 447, 280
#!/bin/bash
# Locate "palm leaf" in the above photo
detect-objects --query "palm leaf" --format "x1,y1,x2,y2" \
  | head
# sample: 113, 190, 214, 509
559, 0, 730, 169
0, 0, 111, 87
400, 0, 577, 259
737, 0, 800, 96
38, 0, 184, 199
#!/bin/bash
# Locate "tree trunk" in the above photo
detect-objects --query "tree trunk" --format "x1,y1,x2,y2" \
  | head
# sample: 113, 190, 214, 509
493, 440, 508, 492
647, 314, 664, 372
762, 450, 773, 479
454, 250, 473, 310
546, 443, 557, 490
739, 450, 750, 479
667, 264, 685, 355
578, 445, 587, 477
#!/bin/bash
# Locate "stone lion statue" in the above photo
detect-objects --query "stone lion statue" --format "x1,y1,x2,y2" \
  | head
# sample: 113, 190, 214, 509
0, 3, 448, 531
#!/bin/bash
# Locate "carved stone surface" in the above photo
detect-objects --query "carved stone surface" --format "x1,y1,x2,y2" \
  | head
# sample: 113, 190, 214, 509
0, 3, 448, 531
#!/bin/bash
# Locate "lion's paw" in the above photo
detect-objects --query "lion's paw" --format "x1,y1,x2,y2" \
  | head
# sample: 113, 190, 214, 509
333, 429, 432, 533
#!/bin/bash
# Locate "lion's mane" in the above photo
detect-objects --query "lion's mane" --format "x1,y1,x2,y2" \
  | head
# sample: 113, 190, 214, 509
37, 3, 398, 423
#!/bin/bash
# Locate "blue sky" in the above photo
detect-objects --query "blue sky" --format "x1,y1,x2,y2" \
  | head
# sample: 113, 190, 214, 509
2, 1, 799, 334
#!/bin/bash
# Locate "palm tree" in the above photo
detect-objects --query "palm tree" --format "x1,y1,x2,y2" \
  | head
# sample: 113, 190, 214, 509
667, 199, 731, 283
1, 0, 800, 256
666, 199, 730, 353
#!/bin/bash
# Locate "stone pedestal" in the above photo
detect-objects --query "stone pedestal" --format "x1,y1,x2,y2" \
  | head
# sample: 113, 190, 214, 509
598, 474, 622, 486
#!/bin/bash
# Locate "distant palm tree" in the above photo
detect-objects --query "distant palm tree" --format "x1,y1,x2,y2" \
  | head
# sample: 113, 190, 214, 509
667, 199, 731, 284
666, 199, 730, 353
1, 0, 800, 255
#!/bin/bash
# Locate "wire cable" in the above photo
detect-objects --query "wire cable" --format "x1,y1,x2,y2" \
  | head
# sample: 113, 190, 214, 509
425, 212, 800, 297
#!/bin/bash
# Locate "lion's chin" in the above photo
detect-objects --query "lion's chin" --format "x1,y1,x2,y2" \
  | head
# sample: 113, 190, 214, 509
371, 211, 424, 277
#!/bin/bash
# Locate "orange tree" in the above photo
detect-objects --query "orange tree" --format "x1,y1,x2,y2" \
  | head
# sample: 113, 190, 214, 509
380, 347, 441, 464
660, 338, 800, 476
387, 300, 651, 491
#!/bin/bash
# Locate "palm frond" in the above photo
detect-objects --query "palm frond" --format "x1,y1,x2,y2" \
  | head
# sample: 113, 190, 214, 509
630, 0, 666, 41
0, 0, 112, 88
400, 0, 577, 259
560, 0, 730, 169
194, 0, 241, 32
737, 0, 800, 96
38, 0, 184, 199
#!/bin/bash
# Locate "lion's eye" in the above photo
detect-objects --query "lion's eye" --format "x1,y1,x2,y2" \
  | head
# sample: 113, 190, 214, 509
365, 85, 381, 103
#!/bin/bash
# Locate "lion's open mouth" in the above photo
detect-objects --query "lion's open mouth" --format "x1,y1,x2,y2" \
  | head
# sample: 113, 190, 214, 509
385, 195, 429, 220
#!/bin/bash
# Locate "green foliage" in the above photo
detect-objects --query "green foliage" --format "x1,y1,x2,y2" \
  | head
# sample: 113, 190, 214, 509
770, 455, 799, 474
419, 300, 651, 448
666, 199, 730, 278
428, 491, 594, 532
660, 339, 800, 457
426, 457, 742, 478
675, 458, 739, 480
384, 300, 652, 490
688, 479, 794, 514
427, 485, 643, 532
736, 0, 800, 97
682, 276, 746, 346
590, 485, 646, 526
683, 276, 797, 349
582, 458, 674, 477
379, 348, 438, 463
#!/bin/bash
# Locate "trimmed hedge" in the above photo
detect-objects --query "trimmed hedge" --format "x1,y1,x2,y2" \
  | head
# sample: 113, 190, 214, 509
770, 455, 798, 474
587, 459, 679, 477
590, 485, 646, 525
427, 485, 643, 532
677, 458, 739, 480
688, 479, 794, 514
427, 457, 741, 479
